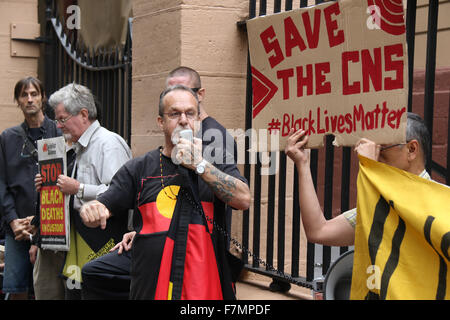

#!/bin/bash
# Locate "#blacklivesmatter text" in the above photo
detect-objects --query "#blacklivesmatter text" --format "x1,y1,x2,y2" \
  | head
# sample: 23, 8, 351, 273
268, 101, 406, 136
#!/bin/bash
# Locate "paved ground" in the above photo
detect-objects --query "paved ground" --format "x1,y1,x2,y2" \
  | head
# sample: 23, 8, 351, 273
235, 278, 313, 300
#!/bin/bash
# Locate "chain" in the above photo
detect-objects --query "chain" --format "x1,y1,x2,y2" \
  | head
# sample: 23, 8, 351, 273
158, 147, 312, 289
160, 147, 178, 200
180, 188, 312, 289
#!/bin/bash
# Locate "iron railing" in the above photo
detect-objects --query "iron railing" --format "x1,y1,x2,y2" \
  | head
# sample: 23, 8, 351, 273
42, 0, 132, 144
240, 0, 448, 293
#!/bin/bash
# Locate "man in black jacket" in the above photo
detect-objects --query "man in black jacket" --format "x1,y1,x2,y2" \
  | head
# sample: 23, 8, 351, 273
81, 84, 250, 299
0, 77, 61, 299
80, 67, 242, 299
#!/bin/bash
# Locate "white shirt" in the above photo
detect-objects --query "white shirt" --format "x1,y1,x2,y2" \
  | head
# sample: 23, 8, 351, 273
72, 120, 132, 210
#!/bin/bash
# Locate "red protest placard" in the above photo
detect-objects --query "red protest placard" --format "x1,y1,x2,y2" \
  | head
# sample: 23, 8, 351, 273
37, 136, 70, 250
247, 0, 407, 150
40, 159, 66, 236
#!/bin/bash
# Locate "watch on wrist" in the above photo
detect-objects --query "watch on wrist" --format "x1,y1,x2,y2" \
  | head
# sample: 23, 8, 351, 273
76, 183, 84, 199
196, 159, 207, 175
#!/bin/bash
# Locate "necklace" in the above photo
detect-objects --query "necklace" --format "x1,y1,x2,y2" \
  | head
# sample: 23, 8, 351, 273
160, 147, 177, 200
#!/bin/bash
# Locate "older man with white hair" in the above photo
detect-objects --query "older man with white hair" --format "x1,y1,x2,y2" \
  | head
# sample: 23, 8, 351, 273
34, 83, 132, 299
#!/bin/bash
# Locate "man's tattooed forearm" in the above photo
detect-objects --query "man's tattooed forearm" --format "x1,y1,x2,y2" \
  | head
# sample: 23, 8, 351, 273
207, 166, 236, 203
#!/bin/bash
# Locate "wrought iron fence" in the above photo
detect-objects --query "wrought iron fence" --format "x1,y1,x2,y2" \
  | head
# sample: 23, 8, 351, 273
42, 0, 132, 144
240, 0, 448, 294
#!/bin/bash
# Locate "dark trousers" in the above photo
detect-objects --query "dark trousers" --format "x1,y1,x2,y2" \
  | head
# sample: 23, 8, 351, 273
81, 250, 132, 300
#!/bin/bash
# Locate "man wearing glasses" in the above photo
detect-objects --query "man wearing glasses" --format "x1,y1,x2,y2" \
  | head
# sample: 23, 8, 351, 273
79, 84, 250, 299
284, 112, 432, 246
0, 77, 61, 299
80, 67, 241, 300
41, 83, 132, 299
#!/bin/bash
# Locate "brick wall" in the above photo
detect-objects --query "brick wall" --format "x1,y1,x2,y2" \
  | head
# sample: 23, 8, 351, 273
412, 67, 450, 184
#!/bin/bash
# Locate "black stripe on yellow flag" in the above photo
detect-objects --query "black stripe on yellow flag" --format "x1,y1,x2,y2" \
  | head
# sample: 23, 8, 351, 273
351, 156, 450, 300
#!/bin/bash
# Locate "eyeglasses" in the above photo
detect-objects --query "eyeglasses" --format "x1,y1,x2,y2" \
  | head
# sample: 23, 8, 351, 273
380, 143, 406, 151
191, 88, 201, 93
163, 110, 198, 120
55, 114, 73, 125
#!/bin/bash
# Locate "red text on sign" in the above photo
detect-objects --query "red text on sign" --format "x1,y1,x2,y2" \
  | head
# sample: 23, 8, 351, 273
278, 101, 405, 137
260, 2, 344, 69
41, 162, 62, 183
277, 61, 331, 99
342, 43, 404, 95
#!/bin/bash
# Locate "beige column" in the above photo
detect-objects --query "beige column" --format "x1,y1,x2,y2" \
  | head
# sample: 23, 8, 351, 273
131, 0, 249, 156
0, 0, 39, 132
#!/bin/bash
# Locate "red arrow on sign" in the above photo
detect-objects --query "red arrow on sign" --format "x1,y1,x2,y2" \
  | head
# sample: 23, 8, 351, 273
251, 66, 278, 119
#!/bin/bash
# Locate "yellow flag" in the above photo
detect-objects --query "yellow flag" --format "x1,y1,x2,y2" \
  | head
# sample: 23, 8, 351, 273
351, 156, 450, 300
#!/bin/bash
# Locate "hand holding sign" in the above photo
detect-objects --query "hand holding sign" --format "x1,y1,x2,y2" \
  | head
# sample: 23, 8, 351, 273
354, 138, 380, 161
35, 173, 43, 192
37, 171, 80, 196
56, 174, 80, 195
285, 128, 310, 167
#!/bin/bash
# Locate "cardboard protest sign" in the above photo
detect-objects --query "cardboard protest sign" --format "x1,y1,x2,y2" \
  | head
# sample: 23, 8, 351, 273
37, 136, 70, 251
247, 0, 408, 150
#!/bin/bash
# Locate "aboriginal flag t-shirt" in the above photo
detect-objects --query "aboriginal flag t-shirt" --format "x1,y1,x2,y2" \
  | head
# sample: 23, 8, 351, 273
97, 147, 246, 300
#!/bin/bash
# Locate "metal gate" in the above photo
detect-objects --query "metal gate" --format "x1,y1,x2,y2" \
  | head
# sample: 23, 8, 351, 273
240, 0, 449, 294
41, 0, 132, 144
